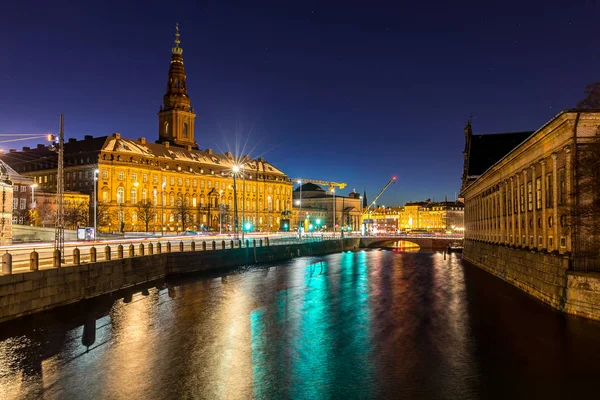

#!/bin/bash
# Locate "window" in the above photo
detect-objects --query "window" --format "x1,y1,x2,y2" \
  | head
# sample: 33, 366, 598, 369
545, 173, 553, 208
513, 187, 518, 213
170, 177, 175, 185
142, 188, 147, 202
117, 187, 124, 204
13, 198, 18, 209
200, 180, 205, 189
169, 195, 175, 206
153, 190, 158, 206
153, 175, 158, 184
527, 182, 533, 211
131, 173, 137, 182
103, 191, 109, 202
558, 169, 566, 205
183, 123, 188, 138
130, 188, 137, 204
192, 197, 197, 207
20, 198, 26, 209
102, 170, 108, 179
164, 121, 169, 136
208, 181, 212, 189
508, 191, 512, 215
143, 174, 148, 183
502, 192, 506, 216
132, 212, 137, 224
267, 196, 273, 211
21, 186, 27, 192
118, 171, 124, 180
178, 178, 182, 186
535, 178, 542, 210
193, 179, 197, 187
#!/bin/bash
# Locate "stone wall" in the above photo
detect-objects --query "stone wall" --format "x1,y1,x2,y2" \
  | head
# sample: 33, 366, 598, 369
0, 238, 360, 323
463, 239, 569, 310
565, 272, 600, 320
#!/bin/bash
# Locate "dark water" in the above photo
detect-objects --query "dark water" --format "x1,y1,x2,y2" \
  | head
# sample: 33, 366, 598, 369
1, 250, 600, 399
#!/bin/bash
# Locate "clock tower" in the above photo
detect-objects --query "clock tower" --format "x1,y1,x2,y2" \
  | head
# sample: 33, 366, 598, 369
158, 24, 197, 148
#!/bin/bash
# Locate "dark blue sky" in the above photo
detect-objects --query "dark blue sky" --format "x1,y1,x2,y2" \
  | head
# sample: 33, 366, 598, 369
1, 1, 599, 205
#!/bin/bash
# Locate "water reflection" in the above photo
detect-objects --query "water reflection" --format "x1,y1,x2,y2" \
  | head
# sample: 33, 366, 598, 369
2, 251, 600, 399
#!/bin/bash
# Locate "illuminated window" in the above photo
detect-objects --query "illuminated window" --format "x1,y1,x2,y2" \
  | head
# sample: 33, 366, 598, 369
117, 187, 124, 204
102, 170, 108, 179
164, 121, 169, 136
130, 188, 137, 204
131, 173, 137, 182
143, 174, 148, 182
527, 182, 533, 211
183, 123, 188, 138
118, 171, 124, 180
536, 178, 542, 210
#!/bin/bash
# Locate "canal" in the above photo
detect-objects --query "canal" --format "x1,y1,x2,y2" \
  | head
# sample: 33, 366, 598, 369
1, 249, 600, 399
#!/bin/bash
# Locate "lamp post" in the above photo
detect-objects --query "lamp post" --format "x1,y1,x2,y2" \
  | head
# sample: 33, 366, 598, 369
242, 165, 246, 242
332, 188, 336, 233
30, 183, 38, 227
232, 165, 240, 239
219, 189, 223, 235
298, 179, 302, 230
161, 182, 166, 236
93, 169, 99, 238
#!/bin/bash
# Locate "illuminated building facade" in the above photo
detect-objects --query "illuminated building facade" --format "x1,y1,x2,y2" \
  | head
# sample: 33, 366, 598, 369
364, 200, 464, 233
0, 27, 292, 233
461, 110, 600, 256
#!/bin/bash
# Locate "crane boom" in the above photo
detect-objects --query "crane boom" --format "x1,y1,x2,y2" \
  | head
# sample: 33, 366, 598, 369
363, 176, 396, 215
290, 178, 347, 192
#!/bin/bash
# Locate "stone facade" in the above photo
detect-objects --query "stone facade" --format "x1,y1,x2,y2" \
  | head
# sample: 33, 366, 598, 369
0, 180, 13, 245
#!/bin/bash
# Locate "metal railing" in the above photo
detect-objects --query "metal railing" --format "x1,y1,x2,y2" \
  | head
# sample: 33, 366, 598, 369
571, 258, 600, 272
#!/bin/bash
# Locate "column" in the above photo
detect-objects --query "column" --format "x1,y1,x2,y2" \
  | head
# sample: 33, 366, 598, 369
517, 173, 522, 246
552, 153, 558, 251
565, 146, 572, 253
531, 165, 536, 249
541, 159, 547, 249
510, 177, 515, 244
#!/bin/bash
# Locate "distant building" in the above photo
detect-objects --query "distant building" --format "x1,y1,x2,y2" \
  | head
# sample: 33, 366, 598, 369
33, 191, 90, 229
365, 200, 464, 233
292, 183, 362, 231
0, 159, 33, 226
0, 26, 292, 233
0, 178, 13, 245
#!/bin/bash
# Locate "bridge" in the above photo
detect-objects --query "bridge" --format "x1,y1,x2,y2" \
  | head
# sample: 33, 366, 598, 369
359, 235, 463, 251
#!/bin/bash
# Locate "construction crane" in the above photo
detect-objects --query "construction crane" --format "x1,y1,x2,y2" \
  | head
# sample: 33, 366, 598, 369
363, 176, 397, 215
290, 178, 347, 193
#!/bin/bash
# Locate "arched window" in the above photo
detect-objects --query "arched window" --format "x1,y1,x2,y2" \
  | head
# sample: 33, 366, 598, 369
276, 199, 280, 212
153, 190, 157, 206
130, 188, 137, 204
267, 196, 273, 211
184, 195, 190, 207
164, 121, 169, 136
117, 187, 124, 204
169, 195, 175, 207
183, 123, 188, 138
142, 188, 147, 202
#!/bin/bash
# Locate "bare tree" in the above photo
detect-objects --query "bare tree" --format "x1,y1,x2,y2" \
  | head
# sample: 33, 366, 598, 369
176, 194, 192, 232
577, 82, 600, 109
64, 200, 89, 230
569, 127, 600, 257
135, 199, 156, 232
96, 201, 112, 232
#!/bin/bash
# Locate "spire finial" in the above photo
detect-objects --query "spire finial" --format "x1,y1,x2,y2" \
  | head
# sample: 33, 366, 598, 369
172, 23, 183, 55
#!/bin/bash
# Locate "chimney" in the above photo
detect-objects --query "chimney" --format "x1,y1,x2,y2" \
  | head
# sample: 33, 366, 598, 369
139, 137, 146, 144
206, 148, 212, 154
84, 135, 93, 140
22, 146, 30, 151
224, 151, 232, 157
113, 133, 121, 139
37, 144, 45, 150
68, 138, 77, 144
9, 149, 16, 153
163, 141, 170, 148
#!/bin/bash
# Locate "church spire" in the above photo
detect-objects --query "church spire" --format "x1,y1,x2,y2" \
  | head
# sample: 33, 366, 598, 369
157, 24, 197, 148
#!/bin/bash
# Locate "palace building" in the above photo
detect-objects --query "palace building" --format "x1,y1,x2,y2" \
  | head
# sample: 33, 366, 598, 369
0, 26, 292, 233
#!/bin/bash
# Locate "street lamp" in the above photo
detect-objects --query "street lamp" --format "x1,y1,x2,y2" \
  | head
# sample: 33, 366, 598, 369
161, 181, 166, 236
219, 189, 223, 235
297, 179, 302, 233
30, 183, 38, 207
232, 164, 240, 239
93, 169, 99, 238
332, 188, 336, 233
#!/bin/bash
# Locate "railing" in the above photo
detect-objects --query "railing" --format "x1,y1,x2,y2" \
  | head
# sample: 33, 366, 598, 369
571, 258, 600, 272
0, 234, 341, 276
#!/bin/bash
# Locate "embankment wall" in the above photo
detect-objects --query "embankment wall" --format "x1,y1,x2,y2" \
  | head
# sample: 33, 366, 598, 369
0, 238, 360, 323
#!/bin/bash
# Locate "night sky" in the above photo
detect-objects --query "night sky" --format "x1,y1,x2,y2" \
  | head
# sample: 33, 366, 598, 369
1, 1, 599, 206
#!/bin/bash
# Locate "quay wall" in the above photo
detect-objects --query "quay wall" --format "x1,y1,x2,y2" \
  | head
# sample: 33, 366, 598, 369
0, 238, 360, 323
463, 239, 600, 320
